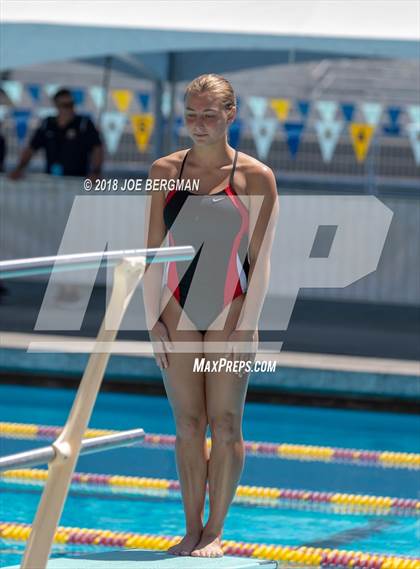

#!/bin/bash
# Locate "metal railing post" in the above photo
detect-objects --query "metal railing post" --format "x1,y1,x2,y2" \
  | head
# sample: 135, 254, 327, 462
0, 429, 145, 471
20, 256, 147, 569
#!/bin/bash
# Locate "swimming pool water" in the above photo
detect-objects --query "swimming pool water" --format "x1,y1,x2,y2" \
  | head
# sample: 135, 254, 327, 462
1, 480, 419, 560
1, 384, 419, 452
1, 383, 419, 565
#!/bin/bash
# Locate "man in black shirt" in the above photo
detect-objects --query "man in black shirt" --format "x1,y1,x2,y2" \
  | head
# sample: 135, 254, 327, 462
9, 88, 103, 180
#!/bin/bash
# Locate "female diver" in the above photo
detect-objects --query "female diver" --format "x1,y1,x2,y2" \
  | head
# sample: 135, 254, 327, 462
143, 74, 278, 558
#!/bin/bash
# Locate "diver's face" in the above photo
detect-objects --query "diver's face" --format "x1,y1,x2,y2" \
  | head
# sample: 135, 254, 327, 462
184, 92, 234, 145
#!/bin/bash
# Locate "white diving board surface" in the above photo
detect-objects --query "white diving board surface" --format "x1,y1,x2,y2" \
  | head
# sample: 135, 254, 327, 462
4, 549, 278, 568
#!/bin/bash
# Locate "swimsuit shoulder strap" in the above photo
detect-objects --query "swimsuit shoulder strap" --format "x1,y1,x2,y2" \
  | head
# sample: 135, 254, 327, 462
229, 149, 239, 190
178, 149, 190, 180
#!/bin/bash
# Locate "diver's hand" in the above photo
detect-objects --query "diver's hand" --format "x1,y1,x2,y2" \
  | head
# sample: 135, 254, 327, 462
149, 320, 174, 370
223, 329, 258, 376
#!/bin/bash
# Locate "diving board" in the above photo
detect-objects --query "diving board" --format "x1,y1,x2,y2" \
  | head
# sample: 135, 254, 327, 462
4, 548, 278, 568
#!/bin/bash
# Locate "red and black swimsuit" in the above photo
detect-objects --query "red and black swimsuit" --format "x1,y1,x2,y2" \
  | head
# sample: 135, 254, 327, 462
163, 149, 250, 332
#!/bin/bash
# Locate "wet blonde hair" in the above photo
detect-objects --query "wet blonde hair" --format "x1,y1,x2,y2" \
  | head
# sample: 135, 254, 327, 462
184, 74, 236, 112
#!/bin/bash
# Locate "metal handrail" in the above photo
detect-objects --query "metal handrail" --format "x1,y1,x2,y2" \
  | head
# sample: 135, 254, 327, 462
0, 245, 195, 569
0, 429, 145, 471
0, 245, 195, 279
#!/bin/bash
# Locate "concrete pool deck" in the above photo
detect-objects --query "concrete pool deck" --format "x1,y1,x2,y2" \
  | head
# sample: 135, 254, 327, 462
0, 331, 419, 406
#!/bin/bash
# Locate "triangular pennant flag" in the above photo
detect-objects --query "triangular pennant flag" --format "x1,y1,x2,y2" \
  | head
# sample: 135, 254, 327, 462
382, 123, 401, 136
270, 98, 290, 122
37, 107, 56, 118
361, 102, 382, 126
407, 105, 420, 125
0, 105, 8, 122
71, 88, 85, 106
297, 100, 310, 118
100, 111, 127, 155
131, 113, 155, 152
283, 122, 305, 159
44, 84, 60, 98
406, 123, 420, 165
161, 89, 172, 118
228, 119, 242, 149
387, 106, 401, 125
137, 92, 150, 112
2, 80, 22, 104
12, 109, 32, 144
90, 86, 106, 110
248, 117, 277, 160
314, 120, 343, 163
340, 103, 355, 123
27, 84, 42, 103
111, 89, 133, 113
382, 105, 401, 136
247, 96, 268, 119
349, 123, 375, 162
316, 100, 338, 122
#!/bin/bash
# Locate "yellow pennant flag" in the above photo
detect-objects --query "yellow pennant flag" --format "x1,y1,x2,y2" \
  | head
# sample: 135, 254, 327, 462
349, 123, 375, 162
111, 89, 133, 113
270, 98, 291, 122
131, 114, 155, 152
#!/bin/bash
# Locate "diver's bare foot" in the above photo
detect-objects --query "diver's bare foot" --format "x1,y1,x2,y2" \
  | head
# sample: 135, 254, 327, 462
167, 531, 202, 555
190, 531, 223, 557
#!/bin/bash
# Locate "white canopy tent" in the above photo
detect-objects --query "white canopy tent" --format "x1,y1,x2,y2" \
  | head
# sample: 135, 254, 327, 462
1, 1, 418, 154
2, 0, 419, 73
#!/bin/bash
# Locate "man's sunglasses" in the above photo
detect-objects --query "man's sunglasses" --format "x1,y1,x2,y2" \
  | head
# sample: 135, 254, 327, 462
56, 101, 74, 109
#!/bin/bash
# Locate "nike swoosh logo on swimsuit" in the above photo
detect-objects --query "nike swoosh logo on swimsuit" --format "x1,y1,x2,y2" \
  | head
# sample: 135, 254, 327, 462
212, 196, 226, 202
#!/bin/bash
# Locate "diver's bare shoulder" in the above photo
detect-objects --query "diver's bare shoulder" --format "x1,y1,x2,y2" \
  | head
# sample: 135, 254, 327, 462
233, 152, 277, 203
149, 150, 188, 180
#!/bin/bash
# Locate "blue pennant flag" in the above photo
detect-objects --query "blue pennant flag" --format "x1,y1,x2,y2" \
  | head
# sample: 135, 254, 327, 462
283, 122, 305, 158
383, 123, 401, 136
228, 119, 242, 149
340, 103, 355, 123
27, 84, 42, 103
383, 105, 402, 136
138, 92, 150, 112
12, 109, 32, 144
297, 100, 310, 118
387, 106, 401, 124
71, 89, 85, 106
